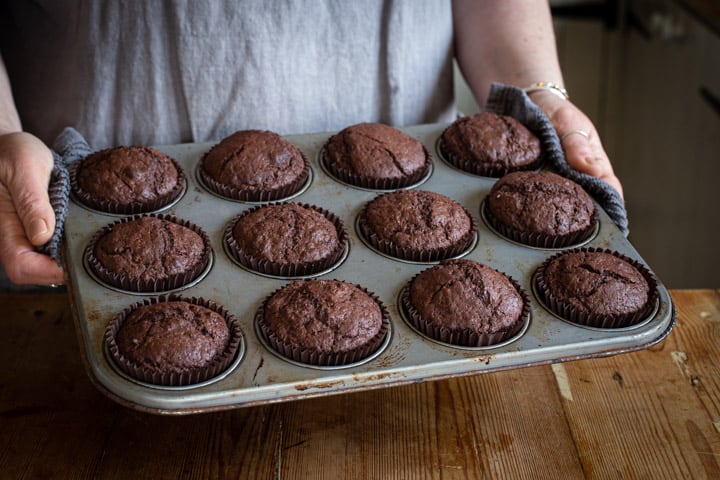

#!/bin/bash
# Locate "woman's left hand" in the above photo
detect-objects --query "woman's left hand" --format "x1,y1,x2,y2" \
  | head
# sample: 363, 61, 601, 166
530, 90, 624, 198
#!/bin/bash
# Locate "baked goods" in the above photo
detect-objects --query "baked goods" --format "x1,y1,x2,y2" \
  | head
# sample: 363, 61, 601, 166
438, 112, 541, 177
256, 279, 389, 366
198, 129, 309, 201
71, 145, 185, 214
484, 170, 598, 248
358, 189, 476, 262
402, 259, 528, 347
104, 295, 242, 386
224, 202, 347, 277
87, 214, 211, 292
322, 122, 431, 189
535, 248, 659, 328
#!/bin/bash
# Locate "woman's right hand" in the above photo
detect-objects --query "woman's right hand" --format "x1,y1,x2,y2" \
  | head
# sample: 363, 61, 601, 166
0, 131, 65, 285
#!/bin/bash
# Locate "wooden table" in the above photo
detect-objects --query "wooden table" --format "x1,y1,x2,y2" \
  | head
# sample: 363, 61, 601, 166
1, 290, 718, 479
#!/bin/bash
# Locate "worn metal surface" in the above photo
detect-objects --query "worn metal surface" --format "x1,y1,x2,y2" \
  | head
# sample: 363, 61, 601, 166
62, 123, 675, 414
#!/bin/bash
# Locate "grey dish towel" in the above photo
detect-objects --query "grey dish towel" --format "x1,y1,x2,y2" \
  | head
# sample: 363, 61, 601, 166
39, 127, 92, 264
485, 82, 629, 236
39, 85, 629, 263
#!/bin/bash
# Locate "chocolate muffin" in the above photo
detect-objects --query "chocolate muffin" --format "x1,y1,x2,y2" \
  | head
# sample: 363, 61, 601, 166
87, 214, 211, 292
484, 170, 598, 248
402, 259, 528, 347
257, 279, 389, 366
199, 129, 309, 201
438, 112, 542, 177
535, 248, 659, 329
322, 122, 431, 189
72, 145, 184, 214
358, 189, 476, 262
105, 295, 242, 386
225, 202, 347, 277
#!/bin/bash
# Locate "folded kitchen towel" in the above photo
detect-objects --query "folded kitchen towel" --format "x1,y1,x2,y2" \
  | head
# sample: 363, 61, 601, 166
485, 82, 629, 236
38, 127, 92, 264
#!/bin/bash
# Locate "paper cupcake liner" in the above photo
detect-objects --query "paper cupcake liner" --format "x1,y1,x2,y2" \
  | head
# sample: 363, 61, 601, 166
535, 247, 660, 329
320, 144, 432, 190
357, 200, 478, 263
224, 202, 348, 277
104, 294, 243, 387
401, 269, 530, 347
86, 213, 212, 293
437, 132, 543, 178
198, 151, 309, 202
482, 200, 599, 249
255, 281, 390, 367
70, 153, 186, 215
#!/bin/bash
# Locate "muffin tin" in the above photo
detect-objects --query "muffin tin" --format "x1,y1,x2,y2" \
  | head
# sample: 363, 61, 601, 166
62, 123, 675, 414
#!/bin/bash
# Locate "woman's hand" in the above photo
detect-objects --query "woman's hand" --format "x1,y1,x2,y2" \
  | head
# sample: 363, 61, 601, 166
530, 90, 624, 198
0, 132, 65, 285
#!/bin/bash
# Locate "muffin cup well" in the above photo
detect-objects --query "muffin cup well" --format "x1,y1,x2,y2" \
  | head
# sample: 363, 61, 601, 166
534, 247, 660, 329
70, 155, 186, 215
197, 151, 310, 202
224, 203, 349, 277
482, 199, 599, 249
320, 144, 433, 190
255, 282, 390, 367
400, 270, 530, 347
104, 294, 243, 387
86, 214, 212, 293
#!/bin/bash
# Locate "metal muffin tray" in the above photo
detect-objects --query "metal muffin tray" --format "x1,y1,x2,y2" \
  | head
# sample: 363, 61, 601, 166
62, 123, 675, 414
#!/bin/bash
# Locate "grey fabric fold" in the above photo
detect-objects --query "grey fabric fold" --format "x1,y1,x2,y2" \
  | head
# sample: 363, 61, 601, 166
485, 82, 629, 236
38, 127, 92, 264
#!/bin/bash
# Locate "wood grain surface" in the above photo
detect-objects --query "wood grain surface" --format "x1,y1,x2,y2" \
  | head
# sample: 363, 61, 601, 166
0, 290, 718, 479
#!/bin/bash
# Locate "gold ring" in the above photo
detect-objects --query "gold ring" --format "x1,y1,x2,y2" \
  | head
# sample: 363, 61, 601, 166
560, 129, 590, 142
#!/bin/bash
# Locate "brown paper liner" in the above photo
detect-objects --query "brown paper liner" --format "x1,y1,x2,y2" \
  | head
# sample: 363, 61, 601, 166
224, 203, 348, 277
482, 200, 599, 249
320, 144, 432, 190
534, 247, 660, 329
70, 153, 186, 214
255, 281, 390, 367
437, 131, 543, 178
104, 294, 243, 386
197, 151, 309, 202
86, 214, 212, 293
401, 269, 530, 347
357, 197, 478, 263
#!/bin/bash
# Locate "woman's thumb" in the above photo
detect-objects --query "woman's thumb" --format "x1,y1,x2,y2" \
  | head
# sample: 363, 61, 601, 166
1, 132, 56, 246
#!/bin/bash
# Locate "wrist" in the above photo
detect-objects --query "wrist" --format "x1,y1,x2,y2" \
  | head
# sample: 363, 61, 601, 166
523, 81, 569, 101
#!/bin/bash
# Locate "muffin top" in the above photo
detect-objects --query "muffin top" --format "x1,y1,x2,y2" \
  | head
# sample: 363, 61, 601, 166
361, 189, 473, 256
262, 279, 383, 354
231, 203, 341, 266
74, 146, 181, 212
408, 259, 525, 334
200, 129, 307, 200
115, 300, 230, 374
540, 250, 651, 318
92, 216, 208, 287
487, 170, 596, 237
440, 112, 541, 176
323, 122, 429, 187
